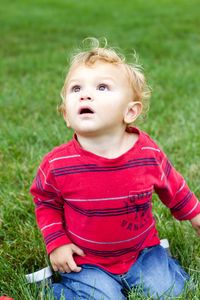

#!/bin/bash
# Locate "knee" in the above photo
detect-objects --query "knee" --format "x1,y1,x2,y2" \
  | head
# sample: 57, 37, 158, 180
139, 268, 189, 299
51, 275, 125, 300
136, 246, 189, 298
73, 279, 125, 300
51, 283, 124, 300
142, 279, 185, 299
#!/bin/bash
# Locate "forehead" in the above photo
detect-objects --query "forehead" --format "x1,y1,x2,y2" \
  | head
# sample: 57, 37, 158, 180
67, 61, 129, 83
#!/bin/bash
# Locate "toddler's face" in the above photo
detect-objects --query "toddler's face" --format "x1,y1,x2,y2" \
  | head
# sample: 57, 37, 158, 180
64, 61, 135, 137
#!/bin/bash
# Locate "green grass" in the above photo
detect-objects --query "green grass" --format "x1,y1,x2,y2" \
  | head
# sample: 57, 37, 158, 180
0, 0, 200, 299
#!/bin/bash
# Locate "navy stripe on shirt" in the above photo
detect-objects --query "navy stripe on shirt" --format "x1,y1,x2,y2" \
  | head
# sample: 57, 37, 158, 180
45, 230, 66, 245
78, 236, 147, 257
36, 174, 58, 197
65, 200, 150, 217
51, 158, 159, 177
171, 191, 193, 212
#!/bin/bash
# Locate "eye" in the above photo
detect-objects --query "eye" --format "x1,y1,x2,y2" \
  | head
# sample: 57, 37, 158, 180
98, 84, 109, 91
71, 85, 81, 92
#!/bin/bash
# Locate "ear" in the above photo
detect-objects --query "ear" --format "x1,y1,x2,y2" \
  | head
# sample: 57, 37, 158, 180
124, 101, 143, 124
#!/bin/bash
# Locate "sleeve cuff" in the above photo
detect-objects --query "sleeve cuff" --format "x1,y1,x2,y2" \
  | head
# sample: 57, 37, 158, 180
172, 196, 200, 220
46, 235, 72, 255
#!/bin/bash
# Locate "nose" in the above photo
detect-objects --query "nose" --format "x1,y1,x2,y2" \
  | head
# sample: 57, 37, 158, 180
80, 95, 92, 101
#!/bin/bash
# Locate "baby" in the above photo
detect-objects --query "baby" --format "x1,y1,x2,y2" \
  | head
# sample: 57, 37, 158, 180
30, 38, 200, 299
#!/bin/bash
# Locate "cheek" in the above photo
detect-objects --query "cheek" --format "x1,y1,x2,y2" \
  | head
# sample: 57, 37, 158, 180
65, 97, 75, 112
64, 103, 74, 123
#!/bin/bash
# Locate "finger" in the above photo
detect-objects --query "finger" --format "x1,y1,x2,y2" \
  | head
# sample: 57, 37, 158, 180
56, 262, 71, 273
67, 258, 82, 273
58, 266, 65, 273
71, 245, 85, 256
69, 265, 82, 273
63, 264, 71, 274
52, 263, 58, 272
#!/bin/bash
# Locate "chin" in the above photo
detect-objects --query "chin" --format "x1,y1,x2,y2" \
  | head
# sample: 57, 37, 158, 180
76, 127, 98, 135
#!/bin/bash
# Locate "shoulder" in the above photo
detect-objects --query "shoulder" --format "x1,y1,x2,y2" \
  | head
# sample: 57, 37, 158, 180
138, 129, 166, 162
48, 140, 75, 160
128, 127, 159, 150
140, 130, 161, 150
39, 139, 78, 169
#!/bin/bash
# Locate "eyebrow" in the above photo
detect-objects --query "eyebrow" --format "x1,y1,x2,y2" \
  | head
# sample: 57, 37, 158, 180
68, 76, 116, 85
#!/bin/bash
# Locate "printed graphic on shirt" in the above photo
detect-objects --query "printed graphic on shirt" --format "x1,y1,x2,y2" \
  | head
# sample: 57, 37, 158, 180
122, 188, 153, 230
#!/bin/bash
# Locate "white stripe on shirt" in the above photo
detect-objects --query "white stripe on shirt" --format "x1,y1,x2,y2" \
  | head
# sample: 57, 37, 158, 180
176, 181, 186, 194
68, 221, 155, 244
179, 200, 198, 220
39, 167, 60, 192
141, 147, 160, 152
49, 155, 81, 163
41, 222, 63, 232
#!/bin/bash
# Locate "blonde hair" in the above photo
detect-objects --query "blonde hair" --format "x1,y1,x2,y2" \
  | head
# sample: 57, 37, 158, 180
59, 38, 151, 121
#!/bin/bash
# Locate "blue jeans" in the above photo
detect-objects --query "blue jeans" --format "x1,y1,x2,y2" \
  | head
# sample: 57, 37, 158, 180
52, 245, 190, 300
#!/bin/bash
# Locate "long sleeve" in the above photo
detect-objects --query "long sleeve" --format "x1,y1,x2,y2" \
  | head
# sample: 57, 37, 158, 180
30, 153, 71, 254
154, 148, 200, 220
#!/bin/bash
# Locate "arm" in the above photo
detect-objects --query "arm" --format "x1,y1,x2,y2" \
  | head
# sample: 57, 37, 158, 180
30, 154, 84, 272
154, 148, 200, 223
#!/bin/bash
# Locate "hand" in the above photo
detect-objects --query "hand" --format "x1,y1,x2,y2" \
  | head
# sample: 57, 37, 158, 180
49, 243, 85, 273
190, 213, 200, 236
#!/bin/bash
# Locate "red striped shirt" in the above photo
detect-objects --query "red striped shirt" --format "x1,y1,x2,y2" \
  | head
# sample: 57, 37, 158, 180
30, 127, 200, 274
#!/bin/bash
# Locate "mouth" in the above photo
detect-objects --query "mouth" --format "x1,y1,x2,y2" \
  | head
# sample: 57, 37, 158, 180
78, 107, 94, 115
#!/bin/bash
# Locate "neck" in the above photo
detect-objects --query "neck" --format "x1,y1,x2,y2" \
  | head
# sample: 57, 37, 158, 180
76, 128, 138, 159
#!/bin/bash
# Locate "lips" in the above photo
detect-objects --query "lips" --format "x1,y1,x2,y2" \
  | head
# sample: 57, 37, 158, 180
78, 107, 94, 115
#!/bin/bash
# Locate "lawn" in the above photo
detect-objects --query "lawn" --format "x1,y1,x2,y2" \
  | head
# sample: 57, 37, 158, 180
0, 0, 200, 299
